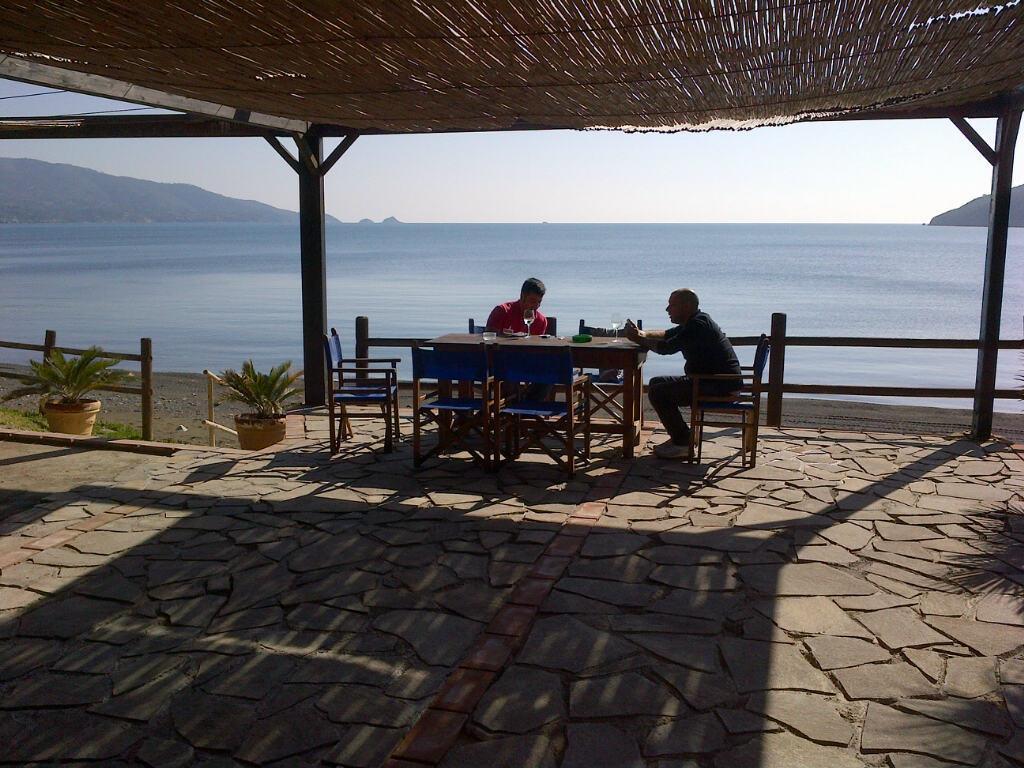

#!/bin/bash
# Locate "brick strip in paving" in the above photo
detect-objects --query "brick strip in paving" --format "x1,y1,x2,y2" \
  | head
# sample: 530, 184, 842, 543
0, 502, 149, 572
385, 431, 651, 765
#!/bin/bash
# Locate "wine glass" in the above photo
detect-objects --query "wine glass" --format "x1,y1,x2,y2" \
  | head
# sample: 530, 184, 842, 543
609, 313, 624, 342
523, 309, 535, 335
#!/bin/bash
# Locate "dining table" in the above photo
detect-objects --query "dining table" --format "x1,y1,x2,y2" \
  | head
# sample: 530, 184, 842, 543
427, 333, 647, 458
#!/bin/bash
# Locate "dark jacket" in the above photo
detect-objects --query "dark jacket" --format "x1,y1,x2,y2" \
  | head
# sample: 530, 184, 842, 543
656, 311, 741, 380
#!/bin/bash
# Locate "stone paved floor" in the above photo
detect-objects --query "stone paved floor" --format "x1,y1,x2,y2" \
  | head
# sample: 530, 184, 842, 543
0, 418, 1023, 767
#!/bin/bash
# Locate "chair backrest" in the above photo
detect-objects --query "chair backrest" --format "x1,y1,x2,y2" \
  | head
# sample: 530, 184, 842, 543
328, 327, 345, 366
492, 345, 574, 386
413, 345, 489, 382
323, 334, 340, 369
468, 318, 485, 334
753, 334, 771, 381
579, 318, 641, 335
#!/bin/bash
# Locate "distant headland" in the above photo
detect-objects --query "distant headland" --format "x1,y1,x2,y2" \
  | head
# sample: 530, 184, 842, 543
929, 183, 1024, 227
0, 158, 341, 224
356, 217, 403, 225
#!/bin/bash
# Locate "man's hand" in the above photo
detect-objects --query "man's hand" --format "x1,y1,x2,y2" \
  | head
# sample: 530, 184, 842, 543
624, 319, 642, 342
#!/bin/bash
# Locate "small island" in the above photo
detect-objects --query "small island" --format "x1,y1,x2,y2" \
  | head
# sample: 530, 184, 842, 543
355, 216, 403, 225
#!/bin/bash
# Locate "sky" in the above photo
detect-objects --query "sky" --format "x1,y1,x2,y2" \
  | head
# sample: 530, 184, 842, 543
0, 77, 1017, 224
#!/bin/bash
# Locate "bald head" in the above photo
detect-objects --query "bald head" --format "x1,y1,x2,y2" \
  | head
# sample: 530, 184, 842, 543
666, 288, 699, 324
671, 289, 699, 310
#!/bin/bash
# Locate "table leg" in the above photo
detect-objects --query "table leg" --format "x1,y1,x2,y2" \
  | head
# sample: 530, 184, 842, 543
623, 365, 636, 459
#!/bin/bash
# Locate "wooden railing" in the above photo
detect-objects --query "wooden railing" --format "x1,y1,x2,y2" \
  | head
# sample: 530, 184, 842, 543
0, 329, 154, 439
355, 313, 1024, 427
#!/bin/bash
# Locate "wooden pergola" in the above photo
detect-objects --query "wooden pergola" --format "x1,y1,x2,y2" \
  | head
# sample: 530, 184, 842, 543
1, 1, 1022, 439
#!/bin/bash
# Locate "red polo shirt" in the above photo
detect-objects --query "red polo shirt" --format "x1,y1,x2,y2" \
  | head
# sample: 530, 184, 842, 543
486, 300, 548, 335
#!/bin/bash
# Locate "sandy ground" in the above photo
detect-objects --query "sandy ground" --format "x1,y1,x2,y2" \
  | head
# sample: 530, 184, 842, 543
1, 367, 1021, 447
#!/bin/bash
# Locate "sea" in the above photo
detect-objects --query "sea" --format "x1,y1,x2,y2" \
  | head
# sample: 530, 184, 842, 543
0, 222, 1021, 411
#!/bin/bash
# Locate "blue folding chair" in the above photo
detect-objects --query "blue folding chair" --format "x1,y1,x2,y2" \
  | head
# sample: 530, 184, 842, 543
689, 333, 770, 467
412, 345, 496, 468
324, 327, 401, 453
492, 345, 590, 476
468, 318, 486, 334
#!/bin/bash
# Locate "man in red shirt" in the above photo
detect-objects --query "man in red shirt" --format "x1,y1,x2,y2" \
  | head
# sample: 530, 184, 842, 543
486, 278, 548, 335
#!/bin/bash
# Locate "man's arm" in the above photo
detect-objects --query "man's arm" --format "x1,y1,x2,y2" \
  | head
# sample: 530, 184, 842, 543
624, 319, 667, 352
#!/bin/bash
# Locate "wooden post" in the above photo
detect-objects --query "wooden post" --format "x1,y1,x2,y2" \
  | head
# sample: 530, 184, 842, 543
972, 107, 1021, 441
206, 375, 216, 447
298, 127, 327, 406
140, 337, 153, 441
766, 312, 787, 427
355, 316, 369, 386
43, 329, 56, 360
355, 316, 369, 360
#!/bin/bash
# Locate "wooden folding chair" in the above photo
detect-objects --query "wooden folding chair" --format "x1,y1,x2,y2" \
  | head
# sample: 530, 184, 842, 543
324, 328, 401, 453
493, 345, 590, 477
689, 334, 770, 467
577, 318, 643, 432
412, 345, 497, 469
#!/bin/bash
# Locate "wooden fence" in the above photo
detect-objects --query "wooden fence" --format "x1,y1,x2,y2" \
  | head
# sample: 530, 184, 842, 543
355, 313, 1024, 427
0, 330, 153, 440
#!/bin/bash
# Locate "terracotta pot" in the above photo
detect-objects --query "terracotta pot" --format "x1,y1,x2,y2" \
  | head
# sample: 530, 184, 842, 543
234, 414, 287, 450
43, 399, 102, 436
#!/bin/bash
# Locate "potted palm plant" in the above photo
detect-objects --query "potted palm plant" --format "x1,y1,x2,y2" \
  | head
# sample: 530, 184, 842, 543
2, 347, 129, 436
221, 360, 302, 450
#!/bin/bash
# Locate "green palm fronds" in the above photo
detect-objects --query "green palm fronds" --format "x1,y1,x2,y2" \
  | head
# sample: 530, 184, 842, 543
3, 347, 130, 405
220, 360, 302, 418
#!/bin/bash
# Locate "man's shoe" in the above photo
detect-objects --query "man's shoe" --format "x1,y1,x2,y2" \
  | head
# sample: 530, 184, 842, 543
654, 439, 690, 459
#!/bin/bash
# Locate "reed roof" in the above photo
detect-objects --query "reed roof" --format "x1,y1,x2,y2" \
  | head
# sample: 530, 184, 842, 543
2, 1, 1023, 133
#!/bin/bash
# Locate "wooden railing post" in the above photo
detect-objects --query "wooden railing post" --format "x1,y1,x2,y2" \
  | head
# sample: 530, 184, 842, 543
355, 316, 369, 385
767, 312, 787, 427
206, 373, 216, 447
140, 337, 153, 441
43, 329, 56, 361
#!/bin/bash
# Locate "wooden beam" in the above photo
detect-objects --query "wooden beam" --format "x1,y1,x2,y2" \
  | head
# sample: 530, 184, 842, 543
0, 54, 308, 133
293, 134, 319, 174
972, 106, 1021, 441
951, 117, 996, 165
298, 129, 328, 406
265, 136, 301, 174
0, 114, 286, 139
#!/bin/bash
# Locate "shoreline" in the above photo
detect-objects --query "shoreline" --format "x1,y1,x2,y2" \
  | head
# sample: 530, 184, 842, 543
2, 368, 1020, 448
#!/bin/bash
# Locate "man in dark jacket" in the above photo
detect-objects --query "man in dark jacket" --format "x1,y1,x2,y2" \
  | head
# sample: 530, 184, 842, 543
624, 289, 740, 459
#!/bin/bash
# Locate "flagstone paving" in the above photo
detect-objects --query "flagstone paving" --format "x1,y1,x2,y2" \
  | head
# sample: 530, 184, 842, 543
0, 420, 1022, 766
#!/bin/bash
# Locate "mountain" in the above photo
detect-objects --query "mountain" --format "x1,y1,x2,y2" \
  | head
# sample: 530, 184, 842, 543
0, 157, 340, 224
929, 184, 1024, 227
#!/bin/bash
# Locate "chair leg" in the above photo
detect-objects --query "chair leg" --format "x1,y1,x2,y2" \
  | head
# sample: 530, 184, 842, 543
340, 405, 353, 440
413, 408, 423, 466
696, 419, 704, 464
383, 403, 393, 453
749, 413, 760, 467
689, 409, 699, 463
583, 389, 591, 461
393, 391, 401, 438
327, 400, 337, 454
567, 415, 576, 478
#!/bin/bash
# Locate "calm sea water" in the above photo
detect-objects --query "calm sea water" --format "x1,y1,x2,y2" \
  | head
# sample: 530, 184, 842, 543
0, 222, 1021, 411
